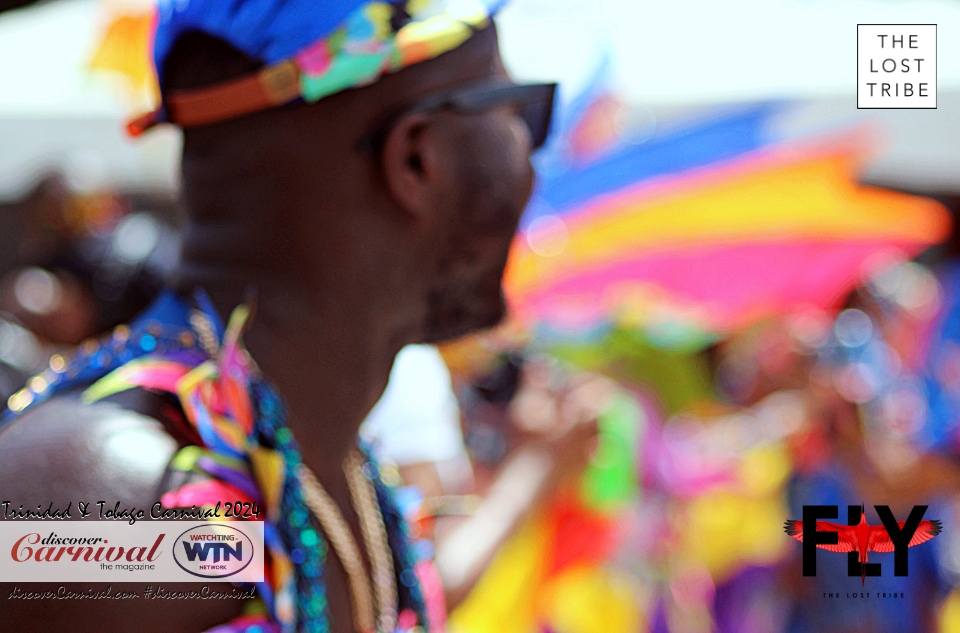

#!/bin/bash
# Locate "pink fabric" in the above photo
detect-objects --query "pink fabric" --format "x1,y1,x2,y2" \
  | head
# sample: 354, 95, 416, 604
512, 238, 920, 332
416, 560, 448, 632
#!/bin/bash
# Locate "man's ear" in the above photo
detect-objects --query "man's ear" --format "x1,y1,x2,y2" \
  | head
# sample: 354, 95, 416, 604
380, 112, 444, 224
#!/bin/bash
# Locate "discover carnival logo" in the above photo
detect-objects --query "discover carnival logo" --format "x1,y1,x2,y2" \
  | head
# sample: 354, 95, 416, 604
11, 531, 164, 568
0, 520, 264, 583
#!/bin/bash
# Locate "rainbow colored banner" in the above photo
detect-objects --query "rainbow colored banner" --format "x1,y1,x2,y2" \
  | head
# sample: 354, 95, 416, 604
507, 137, 951, 332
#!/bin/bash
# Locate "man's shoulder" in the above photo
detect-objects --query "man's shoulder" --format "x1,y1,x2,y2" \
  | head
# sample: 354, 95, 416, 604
0, 390, 183, 507
0, 393, 248, 632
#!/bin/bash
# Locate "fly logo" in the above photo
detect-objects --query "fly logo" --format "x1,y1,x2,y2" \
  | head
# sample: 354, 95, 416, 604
785, 505, 941, 585
173, 524, 256, 579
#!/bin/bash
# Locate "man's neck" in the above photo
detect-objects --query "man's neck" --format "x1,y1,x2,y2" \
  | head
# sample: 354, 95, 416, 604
170, 163, 427, 482
172, 257, 406, 484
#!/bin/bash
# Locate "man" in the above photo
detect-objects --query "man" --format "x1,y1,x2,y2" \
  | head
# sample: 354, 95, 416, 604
0, 1, 558, 632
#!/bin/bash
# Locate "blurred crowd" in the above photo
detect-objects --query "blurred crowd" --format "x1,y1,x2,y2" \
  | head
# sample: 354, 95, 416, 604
0, 167, 177, 403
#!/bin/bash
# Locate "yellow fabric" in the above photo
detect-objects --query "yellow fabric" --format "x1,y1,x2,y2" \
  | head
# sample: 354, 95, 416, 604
538, 566, 644, 633
447, 510, 644, 633
88, 11, 158, 103
679, 448, 791, 585
939, 586, 960, 632
448, 514, 548, 633
249, 446, 287, 518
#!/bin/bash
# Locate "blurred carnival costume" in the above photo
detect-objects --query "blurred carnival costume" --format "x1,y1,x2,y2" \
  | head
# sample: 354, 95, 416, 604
436, 350, 645, 633
446, 398, 646, 633
5, 291, 429, 633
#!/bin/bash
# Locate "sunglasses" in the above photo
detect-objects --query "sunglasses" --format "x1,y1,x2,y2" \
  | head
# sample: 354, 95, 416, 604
356, 81, 558, 153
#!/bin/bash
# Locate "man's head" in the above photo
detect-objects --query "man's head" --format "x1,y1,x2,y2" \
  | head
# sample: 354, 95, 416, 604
159, 4, 554, 346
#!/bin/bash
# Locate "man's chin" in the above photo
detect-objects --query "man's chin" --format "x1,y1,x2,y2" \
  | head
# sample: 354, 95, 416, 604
421, 295, 507, 344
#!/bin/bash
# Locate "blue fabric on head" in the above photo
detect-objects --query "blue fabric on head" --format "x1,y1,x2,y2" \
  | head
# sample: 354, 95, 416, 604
154, 0, 367, 87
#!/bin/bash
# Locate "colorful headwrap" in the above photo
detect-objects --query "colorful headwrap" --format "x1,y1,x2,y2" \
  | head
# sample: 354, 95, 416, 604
129, 0, 506, 134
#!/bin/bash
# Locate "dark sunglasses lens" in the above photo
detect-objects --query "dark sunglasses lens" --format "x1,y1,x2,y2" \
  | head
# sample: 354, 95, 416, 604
519, 88, 555, 149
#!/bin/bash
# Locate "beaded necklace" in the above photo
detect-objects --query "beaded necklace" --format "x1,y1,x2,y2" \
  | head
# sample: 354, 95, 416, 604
1, 290, 427, 633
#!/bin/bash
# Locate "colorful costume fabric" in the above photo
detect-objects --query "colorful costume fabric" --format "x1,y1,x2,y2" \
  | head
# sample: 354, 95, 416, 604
447, 395, 646, 633
3, 290, 427, 633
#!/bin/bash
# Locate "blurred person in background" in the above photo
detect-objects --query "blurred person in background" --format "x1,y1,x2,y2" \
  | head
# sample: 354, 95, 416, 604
437, 343, 647, 633
0, 171, 176, 401
1, 171, 177, 343
359, 345, 605, 625
0, 2, 561, 633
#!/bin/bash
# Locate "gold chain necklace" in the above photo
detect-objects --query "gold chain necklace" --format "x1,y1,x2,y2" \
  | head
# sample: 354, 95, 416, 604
344, 450, 398, 633
296, 449, 398, 633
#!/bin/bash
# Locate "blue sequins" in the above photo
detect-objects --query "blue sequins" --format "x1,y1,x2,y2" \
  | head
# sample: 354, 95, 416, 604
140, 334, 157, 352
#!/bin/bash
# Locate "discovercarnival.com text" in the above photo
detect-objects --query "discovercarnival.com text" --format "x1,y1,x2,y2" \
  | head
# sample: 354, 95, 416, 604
6, 585, 257, 600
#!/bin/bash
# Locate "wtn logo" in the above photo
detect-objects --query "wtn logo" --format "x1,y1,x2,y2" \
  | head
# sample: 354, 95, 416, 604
180, 540, 244, 564
785, 505, 941, 585
173, 525, 256, 579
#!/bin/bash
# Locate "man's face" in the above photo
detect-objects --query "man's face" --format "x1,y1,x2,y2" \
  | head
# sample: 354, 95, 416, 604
420, 81, 537, 343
